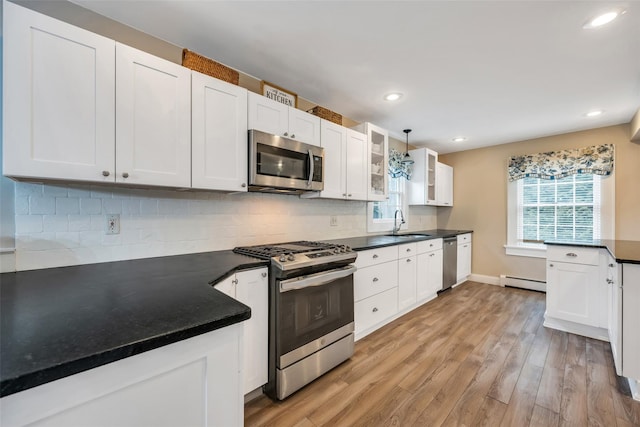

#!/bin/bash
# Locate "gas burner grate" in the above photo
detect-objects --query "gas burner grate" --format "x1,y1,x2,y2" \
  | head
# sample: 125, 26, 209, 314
233, 241, 337, 260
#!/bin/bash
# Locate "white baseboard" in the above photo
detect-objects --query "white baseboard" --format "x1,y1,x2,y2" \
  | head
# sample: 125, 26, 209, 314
500, 274, 546, 292
468, 274, 500, 286
543, 315, 609, 342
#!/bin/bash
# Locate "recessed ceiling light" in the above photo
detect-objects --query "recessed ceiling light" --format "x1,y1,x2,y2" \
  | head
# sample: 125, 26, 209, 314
384, 92, 403, 101
583, 10, 624, 29
585, 110, 604, 117
452, 137, 467, 142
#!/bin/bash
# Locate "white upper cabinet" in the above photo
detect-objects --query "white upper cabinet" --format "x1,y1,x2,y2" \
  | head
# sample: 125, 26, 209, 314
311, 120, 367, 200
3, 1, 116, 183
247, 92, 320, 146
436, 162, 453, 206
191, 71, 248, 192
115, 43, 191, 188
351, 122, 388, 201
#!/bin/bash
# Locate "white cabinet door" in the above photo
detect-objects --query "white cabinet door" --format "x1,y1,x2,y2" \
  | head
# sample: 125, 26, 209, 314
192, 72, 248, 191
607, 259, 622, 375
436, 162, 453, 206
115, 43, 191, 187
288, 108, 320, 146
407, 148, 438, 205
214, 275, 236, 298
417, 249, 443, 301
547, 261, 600, 326
345, 129, 369, 201
457, 242, 472, 282
247, 92, 289, 137
354, 288, 398, 337
622, 264, 640, 381
398, 256, 417, 311
319, 120, 347, 199
234, 268, 269, 394
3, 2, 115, 182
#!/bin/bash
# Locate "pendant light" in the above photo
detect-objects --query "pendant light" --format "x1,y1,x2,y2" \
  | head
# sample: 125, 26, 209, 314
402, 129, 414, 165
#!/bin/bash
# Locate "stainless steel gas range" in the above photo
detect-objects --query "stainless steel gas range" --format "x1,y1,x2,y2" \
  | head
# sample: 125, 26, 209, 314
233, 241, 357, 400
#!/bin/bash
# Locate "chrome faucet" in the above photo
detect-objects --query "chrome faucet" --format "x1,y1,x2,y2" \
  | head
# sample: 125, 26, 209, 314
392, 209, 405, 235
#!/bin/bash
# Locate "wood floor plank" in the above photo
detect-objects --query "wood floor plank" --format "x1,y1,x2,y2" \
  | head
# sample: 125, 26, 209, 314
529, 404, 560, 427
244, 283, 639, 427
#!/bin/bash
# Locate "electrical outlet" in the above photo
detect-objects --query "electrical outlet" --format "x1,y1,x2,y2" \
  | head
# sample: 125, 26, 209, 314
106, 214, 120, 235
330, 215, 338, 226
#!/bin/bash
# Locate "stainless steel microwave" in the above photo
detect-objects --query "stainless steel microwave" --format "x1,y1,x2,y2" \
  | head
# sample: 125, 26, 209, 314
249, 130, 324, 193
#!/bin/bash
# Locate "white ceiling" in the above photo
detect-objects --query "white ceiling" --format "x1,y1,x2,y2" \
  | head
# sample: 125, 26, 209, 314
72, 0, 640, 154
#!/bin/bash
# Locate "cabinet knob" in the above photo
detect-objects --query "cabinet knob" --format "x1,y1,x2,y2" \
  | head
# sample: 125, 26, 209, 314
241, 183, 247, 188
343, 193, 347, 197
609, 263, 615, 268
372, 307, 379, 313
122, 172, 129, 178
372, 277, 379, 282
566, 253, 577, 257
261, 272, 267, 278
284, 132, 289, 137
430, 253, 435, 257
406, 248, 411, 252
606, 279, 614, 284
102, 171, 110, 177
372, 254, 379, 259
232, 278, 238, 285
348, 194, 352, 197
291, 134, 295, 139
406, 258, 411, 263
549, 264, 554, 267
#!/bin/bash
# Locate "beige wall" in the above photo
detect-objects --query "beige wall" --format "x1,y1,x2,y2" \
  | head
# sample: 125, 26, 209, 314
438, 124, 639, 282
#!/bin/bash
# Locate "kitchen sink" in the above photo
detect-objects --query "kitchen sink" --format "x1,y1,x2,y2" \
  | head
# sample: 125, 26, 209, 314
384, 233, 432, 239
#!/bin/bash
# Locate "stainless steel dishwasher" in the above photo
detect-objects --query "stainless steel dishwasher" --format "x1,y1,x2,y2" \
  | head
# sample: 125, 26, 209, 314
441, 236, 457, 292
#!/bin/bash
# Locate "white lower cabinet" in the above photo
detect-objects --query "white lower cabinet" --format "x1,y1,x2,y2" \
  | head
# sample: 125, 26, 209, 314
456, 234, 472, 283
398, 243, 417, 311
607, 255, 622, 375
355, 288, 399, 336
0, 324, 244, 427
214, 267, 268, 394
417, 238, 443, 300
622, 264, 640, 382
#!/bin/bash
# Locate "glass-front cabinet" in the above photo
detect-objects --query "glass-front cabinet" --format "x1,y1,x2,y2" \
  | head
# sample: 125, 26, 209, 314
351, 122, 389, 201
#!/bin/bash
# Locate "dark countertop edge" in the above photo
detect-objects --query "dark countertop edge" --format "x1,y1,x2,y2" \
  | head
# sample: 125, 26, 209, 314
0, 308, 251, 397
207, 259, 270, 285
328, 230, 474, 251
545, 240, 640, 265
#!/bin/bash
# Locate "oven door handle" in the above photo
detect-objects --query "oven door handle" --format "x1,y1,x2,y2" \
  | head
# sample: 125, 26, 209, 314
279, 265, 357, 293
307, 149, 314, 188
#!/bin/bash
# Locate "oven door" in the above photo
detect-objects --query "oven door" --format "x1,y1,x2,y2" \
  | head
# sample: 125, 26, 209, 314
249, 129, 323, 191
275, 265, 355, 368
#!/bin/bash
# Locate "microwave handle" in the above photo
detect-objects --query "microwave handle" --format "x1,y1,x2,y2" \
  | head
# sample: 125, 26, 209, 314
307, 149, 314, 188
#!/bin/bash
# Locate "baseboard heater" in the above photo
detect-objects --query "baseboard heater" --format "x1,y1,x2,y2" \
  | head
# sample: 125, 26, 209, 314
499, 275, 546, 292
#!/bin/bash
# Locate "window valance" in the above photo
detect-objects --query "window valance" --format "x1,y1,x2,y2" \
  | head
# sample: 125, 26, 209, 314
507, 144, 614, 182
388, 148, 412, 180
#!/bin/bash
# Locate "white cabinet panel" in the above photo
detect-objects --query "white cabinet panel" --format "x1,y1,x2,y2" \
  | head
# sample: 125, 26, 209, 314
417, 249, 443, 301
355, 288, 398, 336
247, 92, 288, 137
354, 246, 398, 269
398, 256, 417, 310
289, 108, 320, 146
351, 122, 389, 201
547, 261, 599, 326
622, 264, 640, 381
115, 43, 191, 187
317, 121, 347, 199
3, 1, 115, 182
354, 260, 398, 302
408, 148, 438, 205
345, 129, 369, 200
436, 162, 453, 206
457, 242, 472, 282
192, 72, 248, 191
607, 257, 622, 375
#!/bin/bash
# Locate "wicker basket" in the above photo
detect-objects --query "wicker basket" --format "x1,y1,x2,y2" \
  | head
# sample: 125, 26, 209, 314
307, 106, 342, 125
182, 49, 239, 85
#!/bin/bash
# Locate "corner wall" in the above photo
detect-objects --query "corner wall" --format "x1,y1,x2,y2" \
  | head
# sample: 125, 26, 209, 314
438, 123, 637, 282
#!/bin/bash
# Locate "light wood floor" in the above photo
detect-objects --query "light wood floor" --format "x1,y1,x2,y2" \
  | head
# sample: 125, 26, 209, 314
245, 282, 640, 427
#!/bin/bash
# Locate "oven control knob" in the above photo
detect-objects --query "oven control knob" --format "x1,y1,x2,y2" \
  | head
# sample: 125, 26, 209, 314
287, 254, 296, 261
279, 255, 287, 262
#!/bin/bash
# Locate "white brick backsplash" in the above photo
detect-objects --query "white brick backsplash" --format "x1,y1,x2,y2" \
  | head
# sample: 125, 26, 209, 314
80, 198, 102, 215
56, 198, 80, 215
43, 215, 69, 232
16, 215, 43, 233
102, 198, 122, 214
11, 182, 435, 271
29, 197, 56, 214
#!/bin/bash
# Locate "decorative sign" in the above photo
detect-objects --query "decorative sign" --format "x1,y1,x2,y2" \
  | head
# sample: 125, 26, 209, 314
261, 81, 297, 107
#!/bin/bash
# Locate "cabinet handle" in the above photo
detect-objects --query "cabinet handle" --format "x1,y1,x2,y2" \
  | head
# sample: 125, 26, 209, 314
343, 193, 347, 197
430, 253, 435, 257
241, 183, 247, 188
609, 263, 615, 268
284, 132, 289, 137
566, 253, 577, 257
464, 244, 468, 248
102, 171, 110, 177
606, 279, 614, 284
291, 134, 295, 138
122, 172, 129, 178
232, 278, 238, 285
372, 254, 379, 259
406, 248, 411, 252
549, 264, 554, 267
372, 307, 379, 313
406, 258, 411, 263
372, 277, 379, 282
430, 244, 434, 247
261, 272, 267, 278
348, 194, 352, 197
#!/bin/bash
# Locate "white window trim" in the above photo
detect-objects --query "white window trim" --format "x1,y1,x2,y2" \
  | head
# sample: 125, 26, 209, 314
505, 171, 615, 258
367, 178, 409, 233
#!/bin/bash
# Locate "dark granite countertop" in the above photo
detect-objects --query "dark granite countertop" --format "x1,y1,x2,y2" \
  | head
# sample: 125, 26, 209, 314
0, 251, 268, 397
545, 239, 640, 264
325, 229, 473, 251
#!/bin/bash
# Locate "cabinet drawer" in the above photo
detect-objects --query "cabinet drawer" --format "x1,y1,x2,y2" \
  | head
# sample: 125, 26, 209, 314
417, 238, 443, 253
457, 233, 472, 245
355, 246, 398, 269
398, 243, 417, 259
547, 245, 599, 265
355, 287, 398, 335
354, 260, 398, 302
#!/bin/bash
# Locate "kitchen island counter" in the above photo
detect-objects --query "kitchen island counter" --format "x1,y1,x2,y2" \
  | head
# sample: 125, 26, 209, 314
0, 251, 268, 397
545, 239, 640, 264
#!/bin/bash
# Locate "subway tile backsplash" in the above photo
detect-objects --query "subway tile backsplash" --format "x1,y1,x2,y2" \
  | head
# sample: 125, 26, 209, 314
11, 182, 437, 271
